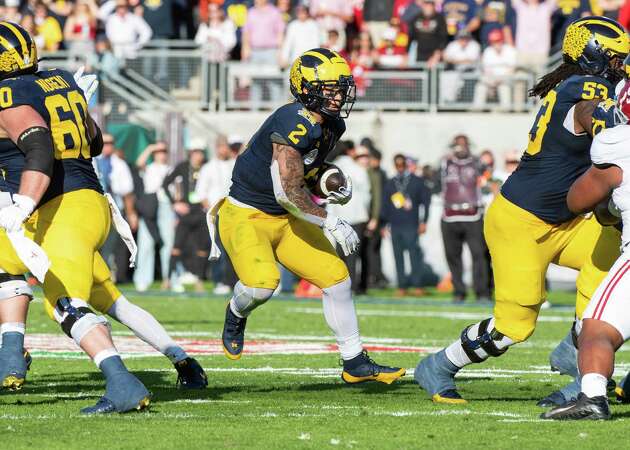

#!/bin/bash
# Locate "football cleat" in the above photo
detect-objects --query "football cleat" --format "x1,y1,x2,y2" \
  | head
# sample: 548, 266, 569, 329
0, 347, 27, 391
222, 303, 247, 360
415, 350, 466, 404
615, 374, 630, 403
537, 379, 580, 408
341, 351, 406, 384
81, 372, 151, 415
541, 393, 611, 420
24, 349, 32, 371
175, 357, 208, 389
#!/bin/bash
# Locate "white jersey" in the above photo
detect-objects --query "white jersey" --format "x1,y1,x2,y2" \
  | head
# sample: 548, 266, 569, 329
590, 124, 630, 247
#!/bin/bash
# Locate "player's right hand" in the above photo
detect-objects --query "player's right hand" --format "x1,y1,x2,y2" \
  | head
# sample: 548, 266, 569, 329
323, 214, 359, 256
0, 194, 35, 232
73, 66, 99, 104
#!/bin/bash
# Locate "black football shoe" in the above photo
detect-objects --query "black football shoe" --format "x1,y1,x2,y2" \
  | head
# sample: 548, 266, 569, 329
222, 303, 247, 360
341, 351, 406, 384
541, 393, 611, 420
175, 357, 208, 389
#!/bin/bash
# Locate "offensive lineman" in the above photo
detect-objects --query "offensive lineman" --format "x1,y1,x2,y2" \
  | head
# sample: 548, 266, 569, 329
218, 48, 405, 383
415, 17, 629, 405
0, 21, 166, 413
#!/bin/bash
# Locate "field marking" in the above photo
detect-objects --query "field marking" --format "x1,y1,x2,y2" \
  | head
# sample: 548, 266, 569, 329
289, 307, 574, 323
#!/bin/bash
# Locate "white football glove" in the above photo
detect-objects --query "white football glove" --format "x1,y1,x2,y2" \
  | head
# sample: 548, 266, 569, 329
323, 214, 360, 256
73, 66, 99, 104
326, 175, 353, 205
0, 194, 35, 232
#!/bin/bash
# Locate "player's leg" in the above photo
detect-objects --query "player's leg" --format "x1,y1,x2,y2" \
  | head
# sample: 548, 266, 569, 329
36, 191, 150, 413
217, 200, 280, 360
538, 219, 620, 407
277, 217, 405, 384
542, 253, 630, 420
441, 221, 466, 301
90, 252, 207, 388
415, 194, 552, 403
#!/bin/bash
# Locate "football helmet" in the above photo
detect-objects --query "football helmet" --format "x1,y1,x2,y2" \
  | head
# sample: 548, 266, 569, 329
562, 16, 630, 83
289, 48, 356, 119
0, 21, 38, 80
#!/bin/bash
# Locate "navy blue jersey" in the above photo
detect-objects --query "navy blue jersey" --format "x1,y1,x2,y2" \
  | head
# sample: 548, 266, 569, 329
0, 68, 102, 205
230, 102, 346, 215
502, 75, 617, 224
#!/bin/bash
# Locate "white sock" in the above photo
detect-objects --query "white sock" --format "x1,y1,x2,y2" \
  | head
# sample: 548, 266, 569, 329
0, 322, 25, 335
93, 348, 119, 368
107, 295, 188, 363
581, 373, 607, 398
322, 278, 363, 360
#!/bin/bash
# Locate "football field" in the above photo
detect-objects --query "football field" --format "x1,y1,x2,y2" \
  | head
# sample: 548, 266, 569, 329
2, 289, 630, 450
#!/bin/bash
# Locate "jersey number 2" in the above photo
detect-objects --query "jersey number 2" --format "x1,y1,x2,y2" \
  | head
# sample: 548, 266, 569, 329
526, 90, 557, 156
45, 91, 90, 160
288, 124, 307, 145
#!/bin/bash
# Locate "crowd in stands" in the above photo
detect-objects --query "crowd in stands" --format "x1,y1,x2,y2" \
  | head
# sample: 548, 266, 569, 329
94, 131, 518, 302
4, 0, 630, 72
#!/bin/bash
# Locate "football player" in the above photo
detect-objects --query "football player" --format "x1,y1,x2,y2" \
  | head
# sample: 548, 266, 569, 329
217, 48, 405, 384
415, 16, 629, 405
543, 77, 630, 420
0, 21, 150, 413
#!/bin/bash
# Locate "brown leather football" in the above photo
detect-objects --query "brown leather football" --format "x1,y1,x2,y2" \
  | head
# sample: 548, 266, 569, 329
307, 163, 348, 199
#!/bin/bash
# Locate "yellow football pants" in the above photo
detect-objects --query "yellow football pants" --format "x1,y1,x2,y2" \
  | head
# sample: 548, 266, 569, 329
218, 199, 349, 290
0, 189, 121, 319
485, 193, 620, 342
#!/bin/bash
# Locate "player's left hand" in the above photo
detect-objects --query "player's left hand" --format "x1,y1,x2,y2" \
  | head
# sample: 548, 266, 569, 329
73, 66, 99, 104
326, 176, 353, 205
0, 194, 35, 232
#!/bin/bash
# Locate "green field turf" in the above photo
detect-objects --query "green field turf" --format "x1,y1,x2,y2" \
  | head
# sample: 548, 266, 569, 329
1, 289, 629, 450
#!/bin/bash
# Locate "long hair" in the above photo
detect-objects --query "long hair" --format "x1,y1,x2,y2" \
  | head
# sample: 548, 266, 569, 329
528, 62, 585, 99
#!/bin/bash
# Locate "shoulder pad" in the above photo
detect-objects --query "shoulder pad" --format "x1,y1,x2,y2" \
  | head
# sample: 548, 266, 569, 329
271, 104, 321, 153
556, 75, 614, 103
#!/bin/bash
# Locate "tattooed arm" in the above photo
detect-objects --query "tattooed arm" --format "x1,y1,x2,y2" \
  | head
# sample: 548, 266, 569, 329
270, 142, 327, 227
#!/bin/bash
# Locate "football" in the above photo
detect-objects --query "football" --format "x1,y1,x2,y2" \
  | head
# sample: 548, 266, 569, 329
306, 163, 348, 199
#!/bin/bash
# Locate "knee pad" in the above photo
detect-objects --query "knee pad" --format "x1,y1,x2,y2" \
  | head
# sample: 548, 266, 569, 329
233, 281, 275, 316
0, 273, 33, 301
461, 318, 513, 363
53, 297, 109, 345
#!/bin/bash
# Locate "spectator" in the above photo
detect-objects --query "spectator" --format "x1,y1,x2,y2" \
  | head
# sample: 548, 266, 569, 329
367, 147, 388, 288
512, 0, 556, 75
133, 142, 175, 292
355, 30, 377, 68
223, 0, 254, 60
362, 0, 395, 46
324, 29, 344, 52
93, 134, 138, 283
105, 0, 153, 60
20, 14, 45, 51
280, 4, 320, 68
88, 36, 122, 79
162, 141, 209, 293
195, 3, 238, 62
405, 0, 448, 67
63, 0, 98, 59
441, 29, 481, 102
375, 26, 408, 68
600, 0, 626, 19
34, 2, 63, 51
4, 0, 22, 24
382, 153, 432, 297
440, 134, 490, 303
329, 143, 372, 295
473, 28, 517, 111
479, 0, 515, 47
195, 135, 238, 295
442, 0, 481, 38
309, 0, 354, 48
550, 0, 589, 50
241, 0, 285, 106
142, 0, 175, 39
277, 0, 292, 23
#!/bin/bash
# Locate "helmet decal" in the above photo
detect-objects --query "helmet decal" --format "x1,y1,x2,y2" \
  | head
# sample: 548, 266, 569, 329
563, 24, 592, 62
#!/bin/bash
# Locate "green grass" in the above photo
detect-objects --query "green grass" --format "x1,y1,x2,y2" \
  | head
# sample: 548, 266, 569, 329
1, 290, 628, 449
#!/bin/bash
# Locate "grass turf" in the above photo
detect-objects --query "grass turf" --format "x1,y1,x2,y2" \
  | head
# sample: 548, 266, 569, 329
1, 289, 628, 450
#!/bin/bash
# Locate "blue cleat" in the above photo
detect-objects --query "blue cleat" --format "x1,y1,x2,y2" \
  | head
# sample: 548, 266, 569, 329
175, 357, 208, 389
0, 347, 27, 391
415, 350, 466, 404
222, 303, 247, 360
341, 351, 405, 384
81, 372, 151, 415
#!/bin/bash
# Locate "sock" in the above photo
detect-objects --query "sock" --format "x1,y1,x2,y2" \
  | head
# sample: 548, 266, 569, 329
107, 296, 188, 363
444, 318, 514, 369
93, 348, 121, 370
581, 373, 607, 398
229, 281, 274, 318
0, 323, 25, 352
322, 278, 363, 361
